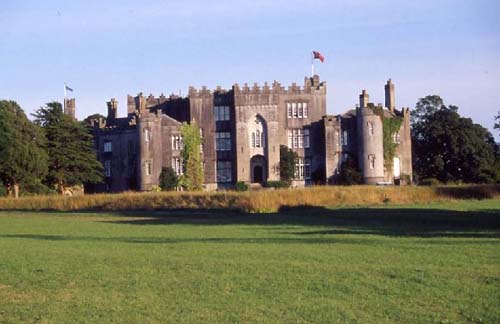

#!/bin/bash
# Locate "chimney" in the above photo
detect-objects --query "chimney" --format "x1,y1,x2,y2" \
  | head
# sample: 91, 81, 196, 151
359, 90, 369, 109
385, 79, 395, 112
64, 98, 76, 120
107, 98, 118, 120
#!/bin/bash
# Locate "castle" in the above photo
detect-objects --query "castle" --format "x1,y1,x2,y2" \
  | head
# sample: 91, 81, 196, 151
67, 75, 412, 192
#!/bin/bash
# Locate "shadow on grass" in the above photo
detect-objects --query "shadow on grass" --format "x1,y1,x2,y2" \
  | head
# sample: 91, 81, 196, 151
96, 206, 500, 239
1, 206, 499, 242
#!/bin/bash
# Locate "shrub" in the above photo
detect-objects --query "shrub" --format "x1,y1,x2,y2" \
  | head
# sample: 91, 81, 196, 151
265, 180, 290, 189
421, 178, 441, 186
336, 159, 363, 185
279, 145, 297, 184
159, 167, 178, 191
235, 181, 249, 192
400, 173, 412, 185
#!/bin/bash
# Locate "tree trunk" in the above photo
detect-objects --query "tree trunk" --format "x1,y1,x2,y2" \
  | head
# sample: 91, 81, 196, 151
59, 181, 65, 195
13, 184, 19, 199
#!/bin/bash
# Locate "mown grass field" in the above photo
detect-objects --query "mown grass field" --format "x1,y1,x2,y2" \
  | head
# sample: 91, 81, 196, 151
0, 199, 499, 323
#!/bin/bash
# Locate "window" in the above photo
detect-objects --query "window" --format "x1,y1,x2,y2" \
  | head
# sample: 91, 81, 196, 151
288, 129, 304, 148
171, 135, 182, 150
216, 132, 231, 151
342, 153, 349, 162
251, 132, 256, 148
392, 132, 401, 144
341, 130, 348, 146
214, 106, 230, 121
216, 161, 232, 182
255, 130, 261, 148
172, 158, 183, 175
368, 155, 375, 169
104, 141, 112, 153
287, 102, 309, 119
294, 158, 311, 180
368, 122, 374, 136
144, 128, 151, 142
303, 129, 310, 148
104, 160, 111, 177
145, 161, 152, 175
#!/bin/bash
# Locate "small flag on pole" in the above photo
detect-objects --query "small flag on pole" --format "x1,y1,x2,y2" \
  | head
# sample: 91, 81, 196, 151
65, 85, 73, 92
313, 51, 325, 63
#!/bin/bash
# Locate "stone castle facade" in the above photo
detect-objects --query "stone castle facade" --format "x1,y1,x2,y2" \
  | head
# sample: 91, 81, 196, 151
75, 75, 411, 192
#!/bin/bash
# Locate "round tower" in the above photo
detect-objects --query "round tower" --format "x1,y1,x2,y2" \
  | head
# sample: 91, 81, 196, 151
357, 93, 385, 184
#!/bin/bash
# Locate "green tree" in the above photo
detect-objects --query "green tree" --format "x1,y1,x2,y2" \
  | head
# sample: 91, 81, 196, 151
159, 167, 178, 191
495, 111, 500, 133
0, 100, 48, 198
412, 97, 498, 183
336, 157, 363, 185
33, 102, 103, 194
279, 145, 298, 185
179, 122, 204, 191
82, 113, 106, 127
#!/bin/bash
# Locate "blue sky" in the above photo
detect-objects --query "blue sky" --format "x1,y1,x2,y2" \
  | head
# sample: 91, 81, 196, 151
1, 0, 499, 138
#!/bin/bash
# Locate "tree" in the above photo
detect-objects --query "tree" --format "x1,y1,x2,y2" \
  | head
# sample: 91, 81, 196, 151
410, 95, 445, 126
159, 167, 178, 191
179, 122, 204, 191
82, 113, 106, 127
279, 145, 298, 185
0, 101, 48, 198
33, 102, 103, 194
495, 111, 500, 133
412, 96, 499, 183
336, 157, 363, 185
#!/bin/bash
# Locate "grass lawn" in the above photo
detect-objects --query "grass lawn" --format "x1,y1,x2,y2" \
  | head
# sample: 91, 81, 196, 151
0, 199, 499, 323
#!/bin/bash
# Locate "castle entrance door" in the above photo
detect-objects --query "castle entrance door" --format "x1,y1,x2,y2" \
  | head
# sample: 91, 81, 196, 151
250, 155, 266, 184
253, 166, 263, 183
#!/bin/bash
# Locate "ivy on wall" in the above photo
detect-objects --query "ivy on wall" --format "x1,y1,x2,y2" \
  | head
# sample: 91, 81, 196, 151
372, 107, 403, 171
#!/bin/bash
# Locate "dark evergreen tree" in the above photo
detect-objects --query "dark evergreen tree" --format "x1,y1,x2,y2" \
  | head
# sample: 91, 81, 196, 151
0, 100, 48, 198
159, 167, 178, 191
412, 96, 499, 183
33, 102, 103, 194
279, 145, 298, 185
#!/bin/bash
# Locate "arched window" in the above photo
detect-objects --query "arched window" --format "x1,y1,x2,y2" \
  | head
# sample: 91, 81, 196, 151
255, 130, 261, 148
368, 154, 375, 169
368, 122, 374, 136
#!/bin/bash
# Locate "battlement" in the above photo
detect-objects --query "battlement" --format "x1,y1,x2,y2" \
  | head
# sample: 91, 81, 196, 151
232, 75, 326, 95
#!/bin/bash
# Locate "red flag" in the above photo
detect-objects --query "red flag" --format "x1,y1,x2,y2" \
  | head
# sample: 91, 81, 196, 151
313, 51, 325, 62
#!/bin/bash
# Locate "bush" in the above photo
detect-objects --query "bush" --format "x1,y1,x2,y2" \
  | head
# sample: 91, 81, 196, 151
159, 167, 178, 191
265, 180, 290, 189
400, 174, 412, 185
235, 181, 249, 192
336, 159, 363, 185
421, 178, 441, 186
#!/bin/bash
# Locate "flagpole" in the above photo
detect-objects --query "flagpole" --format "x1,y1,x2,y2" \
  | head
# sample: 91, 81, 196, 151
311, 52, 315, 77
63, 83, 67, 111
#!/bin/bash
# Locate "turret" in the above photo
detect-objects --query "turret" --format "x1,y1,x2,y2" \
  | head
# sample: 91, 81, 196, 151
64, 98, 76, 120
359, 90, 369, 109
357, 98, 384, 184
107, 98, 118, 120
385, 79, 395, 112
